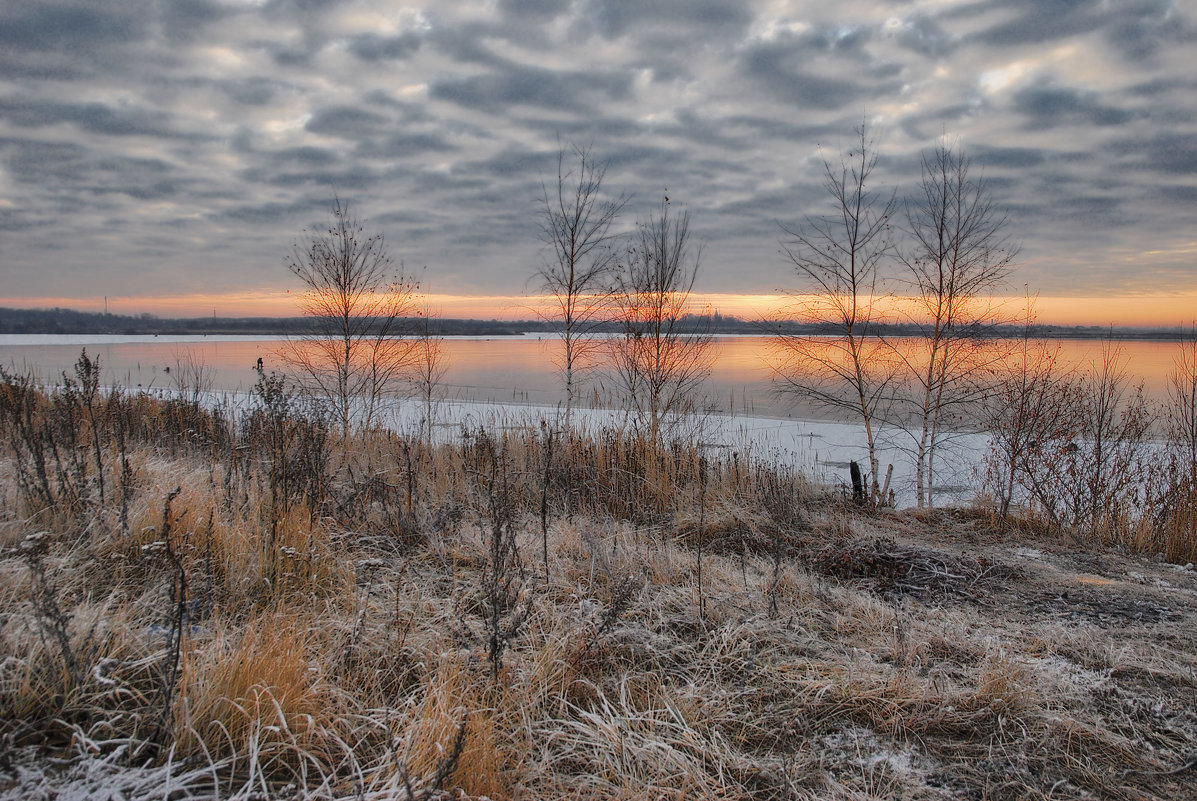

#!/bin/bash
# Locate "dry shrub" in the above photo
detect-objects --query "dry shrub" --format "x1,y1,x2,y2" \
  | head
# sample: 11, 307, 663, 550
0, 598, 158, 747
1158, 481, 1197, 564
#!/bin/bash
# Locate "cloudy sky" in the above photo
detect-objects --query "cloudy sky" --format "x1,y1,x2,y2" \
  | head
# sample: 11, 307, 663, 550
1, 0, 1195, 323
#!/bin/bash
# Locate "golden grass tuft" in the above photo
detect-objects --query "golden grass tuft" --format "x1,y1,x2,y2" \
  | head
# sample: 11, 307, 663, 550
399, 656, 513, 799
173, 612, 335, 781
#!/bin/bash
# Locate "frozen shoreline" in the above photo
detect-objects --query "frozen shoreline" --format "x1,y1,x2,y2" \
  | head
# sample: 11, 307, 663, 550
1, 333, 993, 507
375, 396, 991, 509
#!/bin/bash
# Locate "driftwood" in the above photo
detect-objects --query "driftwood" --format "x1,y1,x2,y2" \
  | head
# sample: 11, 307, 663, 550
809, 537, 1015, 600
849, 460, 865, 505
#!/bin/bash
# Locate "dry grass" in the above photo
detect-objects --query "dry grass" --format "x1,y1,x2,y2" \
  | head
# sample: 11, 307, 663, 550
2, 376, 1196, 800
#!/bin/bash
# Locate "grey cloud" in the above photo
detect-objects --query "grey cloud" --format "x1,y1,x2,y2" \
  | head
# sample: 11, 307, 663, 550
305, 105, 391, 138
0, 1, 150, 53
518, 113, 644, 142
462, 147, 547, 178
784, 24, 874, 59
347, 32, 424, 62
1012, 83, 1136, 129
893, 16, 956, 58
722, 115, 838, 144
0, 55, 85, 81
901, 97, 992, 140
0, 137, 188, 202
220, 78, 287, 107
266, 39, 325, 68
640, 59, 691, 84
263, 0, 343, 16
970, 0, 1195, 62
711, 187, 801, 220
255, 165, 381, 190
1127, 77, 1192, 97
1106, 0, 1192, 60
1111, 132, 1197, 174
0, 137, 88, 185
577, 0, 753, 39
1060, 196, 1124, 224
1159, 184, 1197, 203
270, 146, 340, 167
428, 25, 509, 67
431, 63, 633, 113
497, 0, 571, 20
970, 0, 1105, 47
219, 198, 330, 226
158, 0, 230, 42
972, 146, 1048, 169
0, 97, 196, 139
736, 25, 909, 111
651, 108, 752, 151
739, 43, 868, 110
354, 132, 457, 159
405, 170, 490, 195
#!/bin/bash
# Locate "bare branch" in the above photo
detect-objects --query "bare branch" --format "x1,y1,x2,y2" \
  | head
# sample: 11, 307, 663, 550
281, 197, 420, 435
611, 198, 713, 443
534, 142, 629, 423
901, 141, 1019, 507
773, 122, 897, 506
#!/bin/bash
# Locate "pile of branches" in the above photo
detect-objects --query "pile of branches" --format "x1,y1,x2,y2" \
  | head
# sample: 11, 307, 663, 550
808, 537, 1016, 601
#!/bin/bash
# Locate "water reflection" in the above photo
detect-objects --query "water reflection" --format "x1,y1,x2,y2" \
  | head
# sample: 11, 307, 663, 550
0, 334, 1186, 422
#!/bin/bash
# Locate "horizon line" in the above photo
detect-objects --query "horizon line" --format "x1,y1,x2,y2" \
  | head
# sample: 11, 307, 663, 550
3, 290, 1196, 329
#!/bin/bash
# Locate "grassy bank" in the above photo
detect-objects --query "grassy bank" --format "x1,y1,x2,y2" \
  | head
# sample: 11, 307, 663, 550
1, 362, 1196, 799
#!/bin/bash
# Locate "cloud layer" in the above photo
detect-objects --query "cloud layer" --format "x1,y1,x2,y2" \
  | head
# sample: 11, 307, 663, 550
1, 0, 1195, 310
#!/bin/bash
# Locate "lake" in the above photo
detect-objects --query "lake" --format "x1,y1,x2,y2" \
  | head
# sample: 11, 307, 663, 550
0, 333, 1184, 420
1, 333, 1186, 507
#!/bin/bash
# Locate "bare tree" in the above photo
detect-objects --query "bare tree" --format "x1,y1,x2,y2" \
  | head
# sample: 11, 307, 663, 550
170, 347, 213, 406
774, 123, 897, 506
1003, 340, 1151, 538
1164, 326, 1197, 557
283, 198, 419, 436
410, 298, 449, 447
536, 143, 628, 424
1168, 327, 1197, 492
901, 142, 1017, 507
982, 300, 1074, 527
611, 199, 713, 444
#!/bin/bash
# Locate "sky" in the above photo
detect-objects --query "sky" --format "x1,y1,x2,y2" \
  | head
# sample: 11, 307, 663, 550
1, 0, 1195, 325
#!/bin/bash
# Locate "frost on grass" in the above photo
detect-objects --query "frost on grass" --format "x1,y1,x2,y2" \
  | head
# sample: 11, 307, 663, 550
2, 383, 1197, 800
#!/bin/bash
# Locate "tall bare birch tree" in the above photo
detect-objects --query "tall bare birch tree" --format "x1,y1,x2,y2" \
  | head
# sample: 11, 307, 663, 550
902, 143, 1016, 507
612, 199, 713, 444
536, 143, 627, 424
284, 198, 419, 436
410, 298, 448, 447
774, 124, 896, 505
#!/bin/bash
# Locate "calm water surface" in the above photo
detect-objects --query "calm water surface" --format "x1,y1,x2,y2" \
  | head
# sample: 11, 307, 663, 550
0, 334, 1185, 422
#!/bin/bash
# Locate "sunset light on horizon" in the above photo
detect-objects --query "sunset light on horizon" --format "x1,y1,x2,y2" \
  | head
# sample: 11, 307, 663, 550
4, 290, 1195, 329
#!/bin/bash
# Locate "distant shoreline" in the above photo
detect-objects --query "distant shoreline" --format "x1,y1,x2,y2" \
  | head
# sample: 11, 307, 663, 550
1, 305, 1191, 341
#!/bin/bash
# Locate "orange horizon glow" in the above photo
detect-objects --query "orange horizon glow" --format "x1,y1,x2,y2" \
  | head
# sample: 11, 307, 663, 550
2, 290, 1195, 329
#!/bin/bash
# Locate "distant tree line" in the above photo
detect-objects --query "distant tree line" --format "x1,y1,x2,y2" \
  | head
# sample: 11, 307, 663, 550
0, 307, 531, 337
2, 305, 1188, 340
